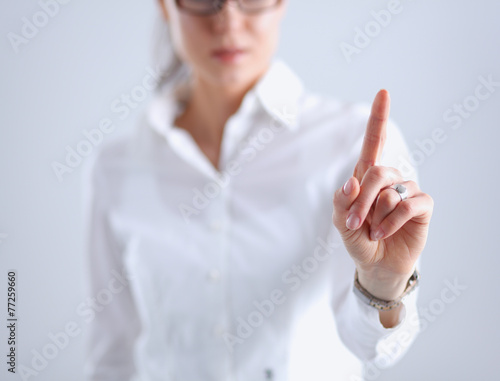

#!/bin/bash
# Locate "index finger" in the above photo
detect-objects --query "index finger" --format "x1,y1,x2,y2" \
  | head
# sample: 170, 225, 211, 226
353, 89, 390, 182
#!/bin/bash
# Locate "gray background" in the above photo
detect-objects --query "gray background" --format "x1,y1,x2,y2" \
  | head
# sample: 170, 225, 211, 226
1, 0, 499, 380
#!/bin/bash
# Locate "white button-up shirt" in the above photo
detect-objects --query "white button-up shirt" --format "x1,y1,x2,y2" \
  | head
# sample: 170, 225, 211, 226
82, 58, 422, 381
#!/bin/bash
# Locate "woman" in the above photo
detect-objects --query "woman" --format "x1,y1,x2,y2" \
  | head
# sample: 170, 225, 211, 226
82, 0, 434, 380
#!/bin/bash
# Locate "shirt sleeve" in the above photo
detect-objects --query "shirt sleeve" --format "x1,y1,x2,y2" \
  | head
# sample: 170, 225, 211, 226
81, 152, 141, 381
330, 110, 422, 368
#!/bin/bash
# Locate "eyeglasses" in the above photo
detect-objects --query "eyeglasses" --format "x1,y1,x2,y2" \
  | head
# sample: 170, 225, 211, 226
175, 0, 281, 16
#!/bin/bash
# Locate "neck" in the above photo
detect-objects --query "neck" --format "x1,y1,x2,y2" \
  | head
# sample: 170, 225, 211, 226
176, 71, 261, 146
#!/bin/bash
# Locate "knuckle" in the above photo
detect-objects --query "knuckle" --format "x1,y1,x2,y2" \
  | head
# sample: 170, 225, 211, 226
392, 167, 403, 178
372, 166, 386, 178
367, 166, 386, 182
385, 215, 398, 230
331, 209, 340, 223
424, 193, 435, 208
406, 180, 418, 191
406, 180, 417, 187
378, 191, 395, 209
354, 195, 371, 211
401, 200, 414, 215
332, 188, 343, 206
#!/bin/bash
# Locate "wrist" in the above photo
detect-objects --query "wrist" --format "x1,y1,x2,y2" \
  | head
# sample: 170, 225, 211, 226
355, 266, 415, 301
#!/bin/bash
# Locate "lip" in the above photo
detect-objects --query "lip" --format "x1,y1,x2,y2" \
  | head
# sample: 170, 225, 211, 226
211, 47, 246, 63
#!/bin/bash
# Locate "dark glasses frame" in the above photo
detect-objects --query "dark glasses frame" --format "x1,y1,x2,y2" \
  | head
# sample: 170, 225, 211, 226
175, 0, 282, 16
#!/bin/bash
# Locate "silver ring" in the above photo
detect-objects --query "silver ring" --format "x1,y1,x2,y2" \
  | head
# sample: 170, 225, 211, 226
391, 184, 408, 201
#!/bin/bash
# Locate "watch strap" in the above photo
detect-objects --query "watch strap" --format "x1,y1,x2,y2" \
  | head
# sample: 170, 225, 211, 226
353, 268, 420, 311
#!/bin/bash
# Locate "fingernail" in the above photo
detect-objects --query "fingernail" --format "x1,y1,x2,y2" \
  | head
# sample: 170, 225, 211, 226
346, 214, 360, 230
343, 177, 354, 195
370, 228, 384, 241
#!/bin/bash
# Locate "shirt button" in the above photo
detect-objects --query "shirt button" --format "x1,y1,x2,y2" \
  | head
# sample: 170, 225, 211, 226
207, 269, 221, 282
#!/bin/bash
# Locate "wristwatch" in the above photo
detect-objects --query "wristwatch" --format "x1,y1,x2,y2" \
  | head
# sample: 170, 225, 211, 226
353, 269, 420, 311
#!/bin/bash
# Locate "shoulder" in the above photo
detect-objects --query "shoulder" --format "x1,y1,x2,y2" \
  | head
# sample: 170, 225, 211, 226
81, 112, 159, 189
296, 89, 417, 180
297, 89, 374, 149
298, 89, 409, 148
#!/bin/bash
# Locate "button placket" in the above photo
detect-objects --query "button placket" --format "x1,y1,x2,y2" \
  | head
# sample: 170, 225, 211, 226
205, 185, 231, 345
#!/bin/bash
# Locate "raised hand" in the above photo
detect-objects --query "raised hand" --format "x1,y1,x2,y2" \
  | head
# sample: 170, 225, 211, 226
332, 89, 434, 302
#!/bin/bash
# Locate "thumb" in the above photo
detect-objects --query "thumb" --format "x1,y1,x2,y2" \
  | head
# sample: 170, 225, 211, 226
332, 176, 362, 239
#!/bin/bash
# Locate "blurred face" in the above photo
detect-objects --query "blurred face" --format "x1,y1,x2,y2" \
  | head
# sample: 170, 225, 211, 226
158, 0, 287, 89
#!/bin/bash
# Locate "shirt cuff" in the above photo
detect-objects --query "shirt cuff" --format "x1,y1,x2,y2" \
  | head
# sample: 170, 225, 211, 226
339, 281, 420, 366
354, 291, 407, 333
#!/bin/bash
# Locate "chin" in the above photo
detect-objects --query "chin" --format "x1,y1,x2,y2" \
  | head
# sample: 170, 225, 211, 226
205, 60, 257, 87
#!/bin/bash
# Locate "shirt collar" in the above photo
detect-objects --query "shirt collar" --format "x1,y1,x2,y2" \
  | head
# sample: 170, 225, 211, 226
254, 57, 304, 130
147, 57, 304, 137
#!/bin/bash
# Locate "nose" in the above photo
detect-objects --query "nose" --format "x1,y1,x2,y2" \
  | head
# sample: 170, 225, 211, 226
212, 0, 246, 33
